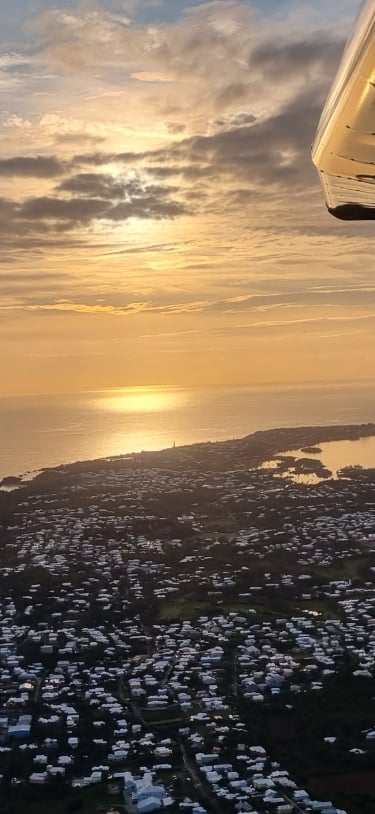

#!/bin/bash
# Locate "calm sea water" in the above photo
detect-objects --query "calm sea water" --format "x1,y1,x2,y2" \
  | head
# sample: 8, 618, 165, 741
285, 436, 375, 478
0, 382, 375, 480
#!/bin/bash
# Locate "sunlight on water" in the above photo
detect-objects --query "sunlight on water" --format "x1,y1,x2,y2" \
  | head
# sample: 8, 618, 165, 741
261, 461, 327, 485
285, 436, 375, 477
93, 386, 188, 414
0, 382, 374, 480
281, 472, 325, 485
260, 460, 280, 470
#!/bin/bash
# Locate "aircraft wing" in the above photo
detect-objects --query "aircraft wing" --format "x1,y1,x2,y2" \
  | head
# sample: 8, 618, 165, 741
312, 0, 375, 219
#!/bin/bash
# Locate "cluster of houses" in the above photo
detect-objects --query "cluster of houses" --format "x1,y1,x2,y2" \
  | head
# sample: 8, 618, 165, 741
121, 771, 173, 812
0, 446, 374, 812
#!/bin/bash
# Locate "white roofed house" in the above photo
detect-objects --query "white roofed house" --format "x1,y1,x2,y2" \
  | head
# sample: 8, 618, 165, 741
29, 772, 49, 785
137, 799, 162, 814
123, 771, 172, 813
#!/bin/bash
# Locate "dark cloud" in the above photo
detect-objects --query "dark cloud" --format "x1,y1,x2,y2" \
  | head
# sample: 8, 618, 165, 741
57, 172, 179, 202
124, 84, 326, 196
57, 172, 132, 199
0, 78, 346, 265
19, 196, 108, 223
0, 155, 65, 177
108, 198, 185, 220
249, 35, 345, 82
71, 151, 140, 167
0, 29, 359, 263
0, 197, 17, 219
0, 170, 188, 256
185, 86, 326, 178
18, 190, 185, 222
215, 81, 249, 107
71, 75, 328, 196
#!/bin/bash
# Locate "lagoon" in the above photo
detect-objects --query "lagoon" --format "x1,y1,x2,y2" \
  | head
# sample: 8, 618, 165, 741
285, 435, 375, 478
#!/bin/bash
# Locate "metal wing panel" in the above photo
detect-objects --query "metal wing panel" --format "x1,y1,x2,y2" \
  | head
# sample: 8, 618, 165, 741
312, 0, 375, 219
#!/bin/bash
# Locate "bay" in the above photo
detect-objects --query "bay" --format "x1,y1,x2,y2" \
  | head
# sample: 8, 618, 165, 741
285, 435, 375, 478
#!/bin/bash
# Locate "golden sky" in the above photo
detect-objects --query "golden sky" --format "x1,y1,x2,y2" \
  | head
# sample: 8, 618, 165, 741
1, 0, 374, 395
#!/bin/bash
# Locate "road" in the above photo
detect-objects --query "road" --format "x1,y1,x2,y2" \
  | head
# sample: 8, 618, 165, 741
178, 737, 225, 814
279, 786, 307, 814
32, 674, 44, 703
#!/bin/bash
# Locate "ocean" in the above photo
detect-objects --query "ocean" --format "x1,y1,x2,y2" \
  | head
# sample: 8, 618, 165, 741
0, 382, 375, 480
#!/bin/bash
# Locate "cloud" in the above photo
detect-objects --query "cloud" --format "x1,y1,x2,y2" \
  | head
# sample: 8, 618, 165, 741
131, 71, 176, 82
0, 155, 65, 177
1, 0, 371, 271
0, 168, 188, 256
70, 80, 327, 202
29, 1, 344, 126
18, 196, 109, 223
3, 114, 32, 131
215, 112, 257, 128
0, 53, 31, 70
56, 172, 179, 202
249, 34, 344, 82
239, 313, 375, 331
6, 285, 375, 320
14, 2, 349, 225
204, 287, 375, 314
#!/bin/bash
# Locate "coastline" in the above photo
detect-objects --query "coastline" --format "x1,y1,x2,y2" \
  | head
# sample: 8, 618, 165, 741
2, 422, 375, 494
2, 382, 375, 481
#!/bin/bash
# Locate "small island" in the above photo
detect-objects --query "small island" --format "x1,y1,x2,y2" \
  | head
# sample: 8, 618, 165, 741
300, 446, 322, 454
277, 454, 331, 480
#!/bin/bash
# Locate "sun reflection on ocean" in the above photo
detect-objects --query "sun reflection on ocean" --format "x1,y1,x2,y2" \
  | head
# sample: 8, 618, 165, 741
93, 386, 187, 414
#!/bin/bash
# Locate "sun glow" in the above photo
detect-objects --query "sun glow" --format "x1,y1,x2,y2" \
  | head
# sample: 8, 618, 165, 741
94, 386, 186, 414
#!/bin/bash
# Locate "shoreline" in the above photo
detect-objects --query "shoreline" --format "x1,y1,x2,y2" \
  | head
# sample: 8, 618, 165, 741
1, 380, 375, 482
1, 421, 374, 493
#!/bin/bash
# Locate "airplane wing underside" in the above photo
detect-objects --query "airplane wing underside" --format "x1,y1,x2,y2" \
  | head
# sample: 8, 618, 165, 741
312, 0, 375, 219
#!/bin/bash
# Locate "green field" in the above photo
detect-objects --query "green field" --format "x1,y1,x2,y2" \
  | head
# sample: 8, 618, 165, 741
158, 596, 340, 622
0, 783, 124, 814
311, 555, 373, 581
159, 600, 211, 619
